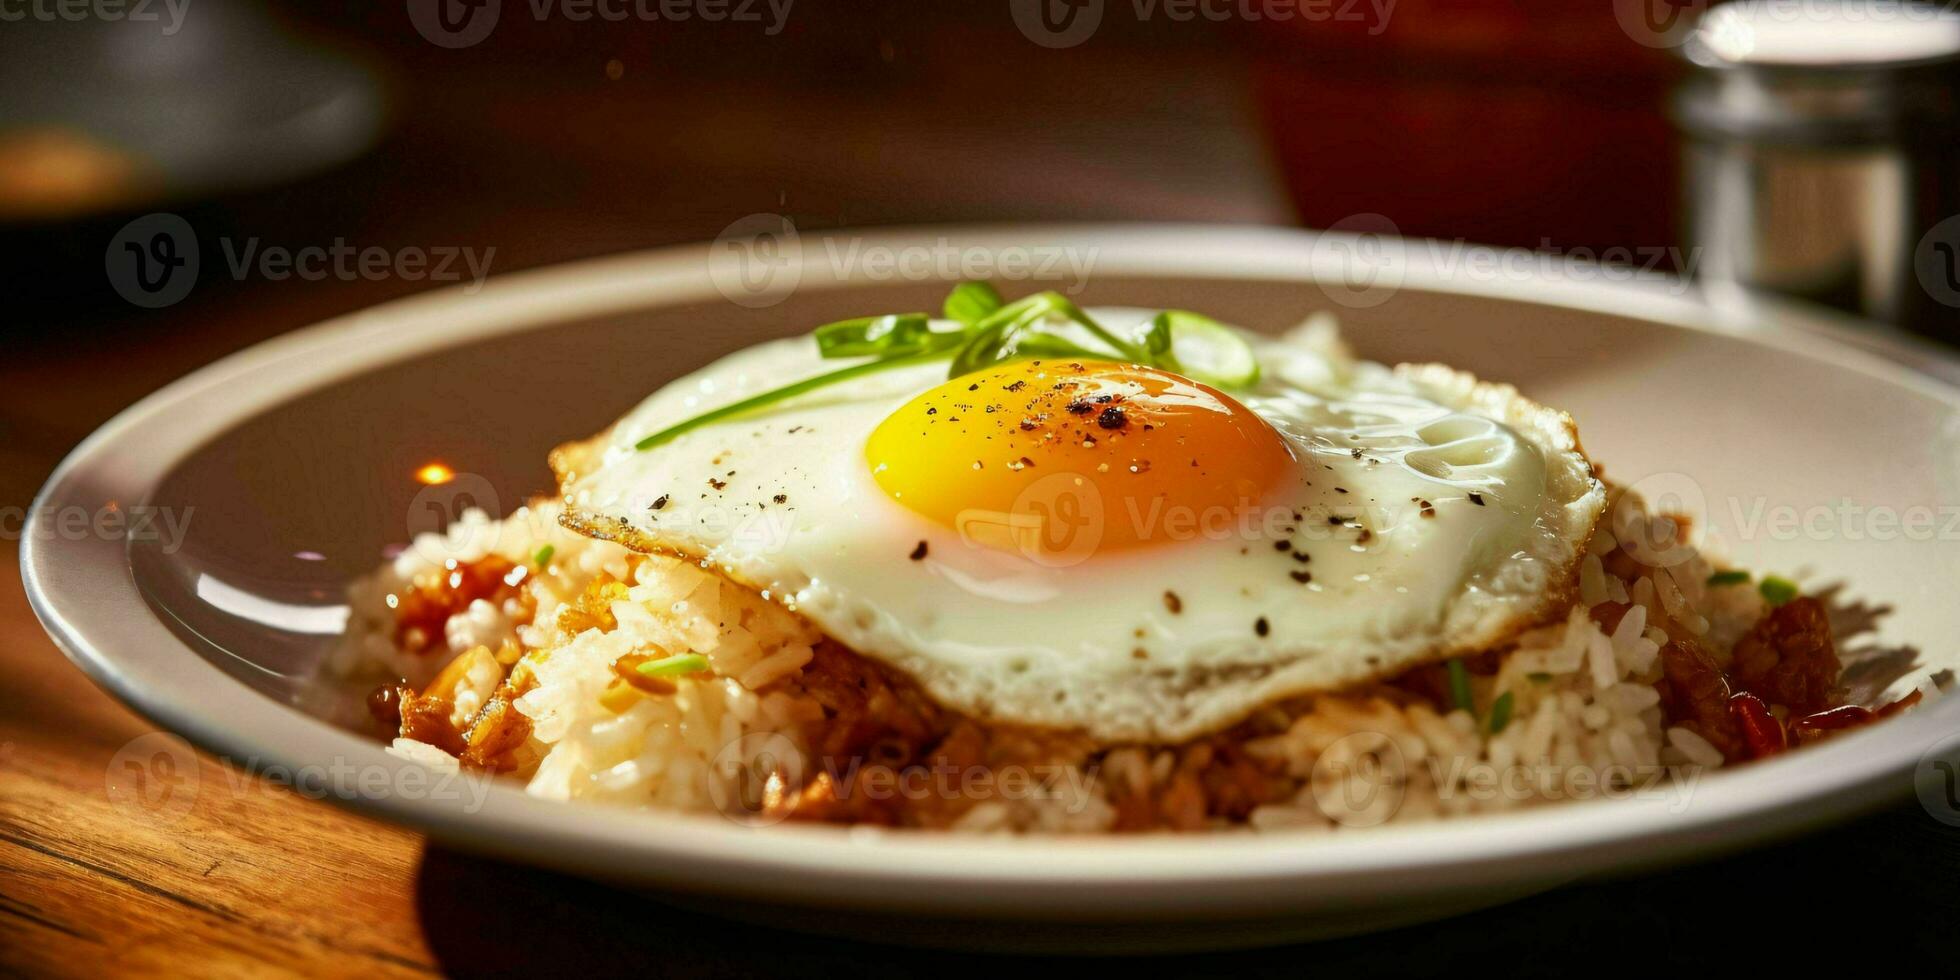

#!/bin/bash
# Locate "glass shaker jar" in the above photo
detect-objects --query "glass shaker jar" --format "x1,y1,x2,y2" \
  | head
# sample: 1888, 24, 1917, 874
1676, 0, 1960, 339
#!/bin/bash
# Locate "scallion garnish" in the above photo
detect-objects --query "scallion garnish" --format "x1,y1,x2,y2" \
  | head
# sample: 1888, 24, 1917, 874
1707, 569, 1749, 587
942, 280, 1004, 326
1487, 691, 1515, 735
812, 313, 944, 358
1446, 658, 1475, 718
532, 544, 555, 569
1758, 576, 1799, 606
635, 348, 949, 450
1156, 310, 1259, 387
634, 282, 1261, 450
636, 652, 710, 678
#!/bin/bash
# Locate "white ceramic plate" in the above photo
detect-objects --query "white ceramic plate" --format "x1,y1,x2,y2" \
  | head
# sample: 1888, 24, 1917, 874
24, 225, 1960, 952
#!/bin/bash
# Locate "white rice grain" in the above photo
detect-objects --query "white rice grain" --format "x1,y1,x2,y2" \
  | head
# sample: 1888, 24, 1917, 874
1580, 555, 1608, 607
1668, 726, 1724, 768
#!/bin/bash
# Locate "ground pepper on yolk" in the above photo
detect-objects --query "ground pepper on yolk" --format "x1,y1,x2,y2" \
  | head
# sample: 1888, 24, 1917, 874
864, 360, 1293, 561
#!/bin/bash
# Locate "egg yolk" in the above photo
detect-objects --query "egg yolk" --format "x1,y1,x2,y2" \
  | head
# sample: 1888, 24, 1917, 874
866, 360, 1293, 562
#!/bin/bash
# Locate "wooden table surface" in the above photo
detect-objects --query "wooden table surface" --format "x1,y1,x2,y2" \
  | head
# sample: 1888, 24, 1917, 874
3, 8, 1957, 976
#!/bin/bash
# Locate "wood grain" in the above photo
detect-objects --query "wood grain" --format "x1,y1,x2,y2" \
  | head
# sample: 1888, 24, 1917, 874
0, 557, 438, 977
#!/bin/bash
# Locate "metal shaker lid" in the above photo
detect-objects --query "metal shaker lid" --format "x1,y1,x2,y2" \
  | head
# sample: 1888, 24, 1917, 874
1674, 0, 1960, 144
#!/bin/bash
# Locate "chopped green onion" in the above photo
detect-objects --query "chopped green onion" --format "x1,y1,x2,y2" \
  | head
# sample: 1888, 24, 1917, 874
1707, 569, 1750, 587
996, 332, 1108, 360
1759, 576, 1799, 606
1157, 310, 1260, 389
1527, 672, 1553, 684
635, 283, 1268, 451
532, 544, 555, 568
636, 653, 710, 678
1137, 310, 1178, 365
1487, 691, 1515, 735
635, 348, 951, 449
948, 295, 1051, 378
1446, 659, 1475, 718
947, 291, 1151, 379
1028, 292, 1150, 364
814, 313, 937, 358
942, 281, 1003, 326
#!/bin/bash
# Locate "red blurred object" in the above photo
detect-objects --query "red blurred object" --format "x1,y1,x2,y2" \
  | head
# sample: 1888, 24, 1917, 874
1252, 0, 1681, 255
1730, 692, 1789, 759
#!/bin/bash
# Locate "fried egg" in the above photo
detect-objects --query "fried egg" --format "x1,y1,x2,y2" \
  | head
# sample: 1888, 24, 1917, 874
553, 311, 1604, 742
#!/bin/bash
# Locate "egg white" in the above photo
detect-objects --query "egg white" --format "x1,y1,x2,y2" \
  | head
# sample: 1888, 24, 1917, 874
553, 311, 1604, 742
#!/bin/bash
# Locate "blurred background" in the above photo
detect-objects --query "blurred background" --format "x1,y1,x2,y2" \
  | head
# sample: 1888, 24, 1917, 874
5, 1, 1957, 326
6, 2, 1960, 476
0, 0, 1708, 519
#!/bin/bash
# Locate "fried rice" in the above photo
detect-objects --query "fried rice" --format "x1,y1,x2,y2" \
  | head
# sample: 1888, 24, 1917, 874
323, 484, 1932, 833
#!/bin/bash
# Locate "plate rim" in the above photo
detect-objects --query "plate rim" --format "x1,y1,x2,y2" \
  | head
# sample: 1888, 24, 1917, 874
22, 222, 1960, 918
